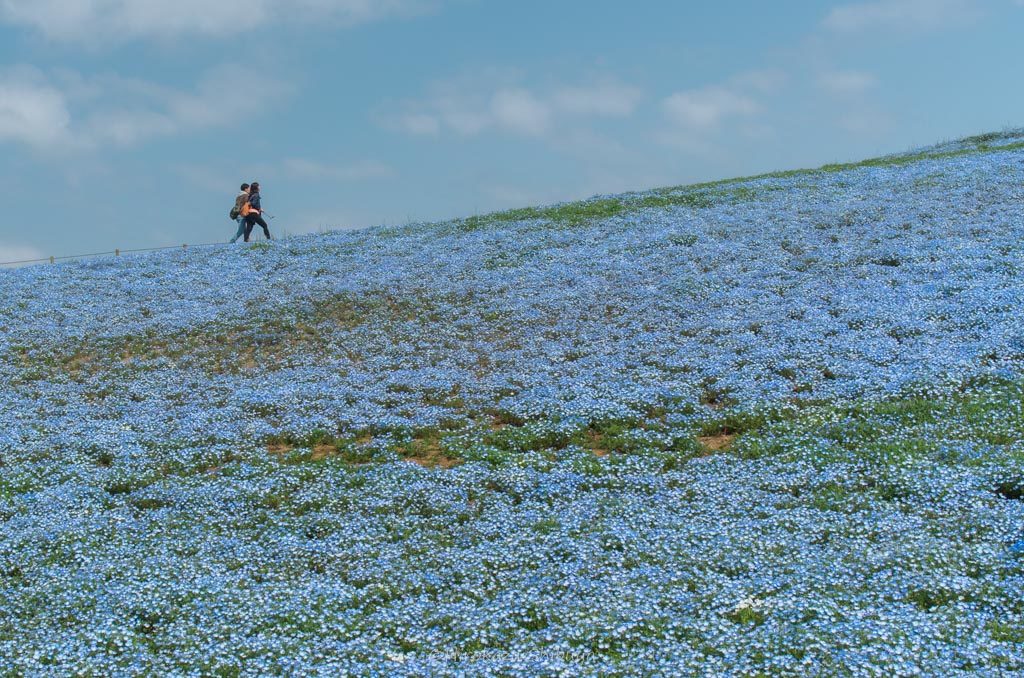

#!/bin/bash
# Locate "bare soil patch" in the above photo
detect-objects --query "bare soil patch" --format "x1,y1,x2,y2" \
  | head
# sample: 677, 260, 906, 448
400, 435, 461, 469
698, 433, 737, 453
584, 430, 609, 457
311, 444, 337, 461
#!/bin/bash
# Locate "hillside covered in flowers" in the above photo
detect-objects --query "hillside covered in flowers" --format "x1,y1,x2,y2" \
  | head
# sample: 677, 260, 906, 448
1, 131, 1024, 676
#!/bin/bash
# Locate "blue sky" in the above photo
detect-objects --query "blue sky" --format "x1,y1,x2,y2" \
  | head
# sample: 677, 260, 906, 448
1, 0, 1023, 261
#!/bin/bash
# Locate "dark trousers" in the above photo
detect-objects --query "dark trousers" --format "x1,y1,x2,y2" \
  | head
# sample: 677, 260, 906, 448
244, 214, 271, 241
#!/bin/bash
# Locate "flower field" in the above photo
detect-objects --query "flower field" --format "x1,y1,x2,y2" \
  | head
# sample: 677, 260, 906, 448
1, 131, 1024, 676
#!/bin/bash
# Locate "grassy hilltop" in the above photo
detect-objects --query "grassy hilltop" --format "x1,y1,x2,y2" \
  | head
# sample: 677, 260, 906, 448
1, 131, 1024, 675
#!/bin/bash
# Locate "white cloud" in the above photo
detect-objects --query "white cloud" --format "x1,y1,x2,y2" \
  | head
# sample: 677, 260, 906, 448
490, 89, 551, 137
86, 66, 291, 147
818, 70, 878, 97
658, 70, 788, 152
383, 75, 643, 139
0, 72, 72, 148
0, 0, 440, 42
822, 0, 977, 33
435, 98, 491, 136
0, 0, 260, 41
388, 74, 499, 136
0, 64, 290, 151
663, 86, 759, 129
0, 243, 44, 265
730, 69, 789, 95
393, 113, 441, 136
552, 82, 643, 117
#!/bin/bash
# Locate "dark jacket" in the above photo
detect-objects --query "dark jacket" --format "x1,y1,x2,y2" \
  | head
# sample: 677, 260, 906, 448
248, 192, 262, 212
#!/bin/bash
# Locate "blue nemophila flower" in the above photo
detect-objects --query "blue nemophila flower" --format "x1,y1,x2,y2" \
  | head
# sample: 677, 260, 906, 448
0, 138, 1024, 674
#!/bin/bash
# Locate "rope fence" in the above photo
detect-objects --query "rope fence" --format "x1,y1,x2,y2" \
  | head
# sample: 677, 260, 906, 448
0, 241, 235, 268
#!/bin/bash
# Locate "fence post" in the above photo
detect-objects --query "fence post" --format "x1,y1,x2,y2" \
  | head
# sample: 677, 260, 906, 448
115, 249, 120, 257
50, 256, 54, 264
183, 243, 188, 250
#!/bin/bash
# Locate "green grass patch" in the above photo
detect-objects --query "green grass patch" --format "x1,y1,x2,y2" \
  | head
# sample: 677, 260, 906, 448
450, 131, 1024, 233
726, 378, 1024, 466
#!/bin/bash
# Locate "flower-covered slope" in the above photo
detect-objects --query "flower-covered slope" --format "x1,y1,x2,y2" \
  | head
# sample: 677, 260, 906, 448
1, 132, 1023, 676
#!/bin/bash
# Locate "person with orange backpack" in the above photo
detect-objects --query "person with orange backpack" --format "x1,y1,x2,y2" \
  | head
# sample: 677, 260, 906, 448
243, 181, 272, 242
229, 183, 250, 243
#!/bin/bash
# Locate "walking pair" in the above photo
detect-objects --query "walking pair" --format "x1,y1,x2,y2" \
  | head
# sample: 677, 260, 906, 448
229, 182, 272, 243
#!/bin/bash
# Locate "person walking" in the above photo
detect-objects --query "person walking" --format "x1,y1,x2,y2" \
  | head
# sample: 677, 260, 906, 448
229, 183, 250, 243
243, 182, 272, 242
